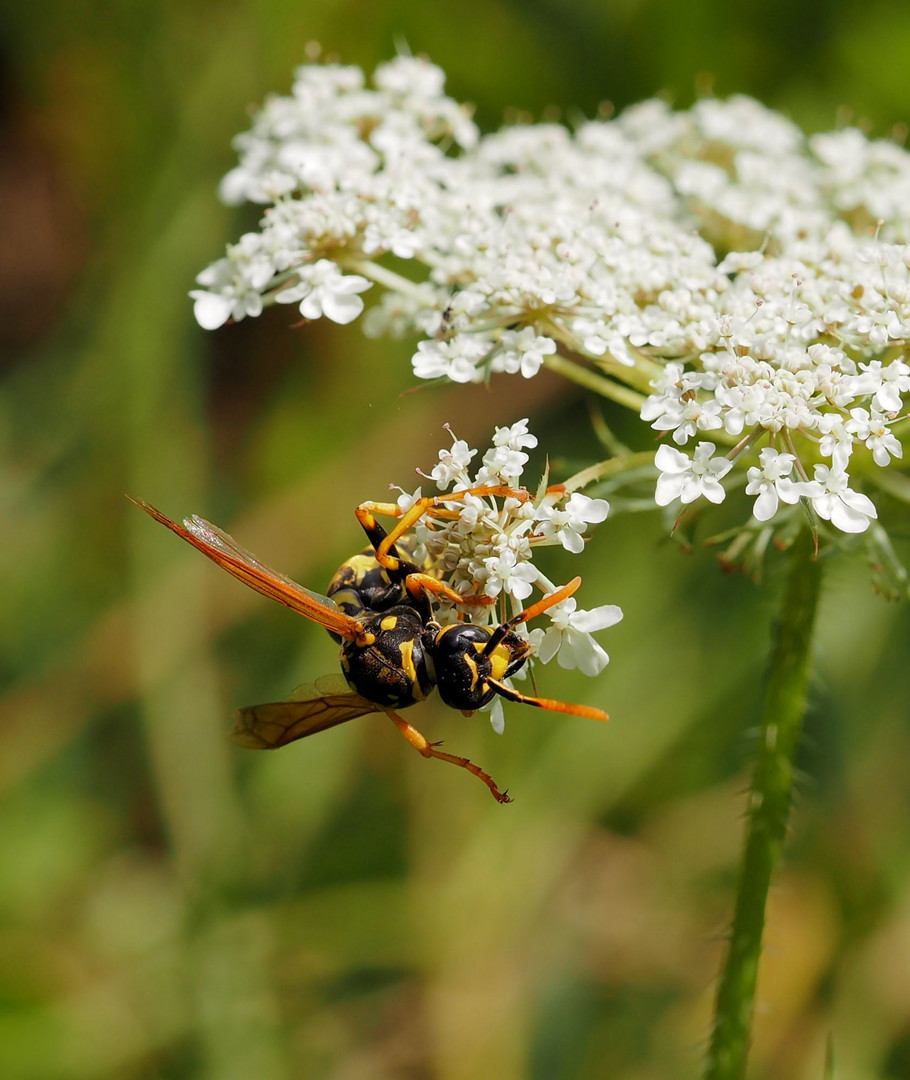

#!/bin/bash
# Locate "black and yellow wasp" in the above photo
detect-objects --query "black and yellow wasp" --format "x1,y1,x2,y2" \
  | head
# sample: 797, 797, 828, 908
130, 489, 607, 802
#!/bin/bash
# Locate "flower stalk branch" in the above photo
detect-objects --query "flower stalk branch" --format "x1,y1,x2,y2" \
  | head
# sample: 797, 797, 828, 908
705, 530, 823, 1080
543, 353, 649, 412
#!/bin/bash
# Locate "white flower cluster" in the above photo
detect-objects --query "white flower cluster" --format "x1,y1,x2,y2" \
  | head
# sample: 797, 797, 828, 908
192, 54, 909, 538
643, 229, 909, 533
397, 420, 622, 730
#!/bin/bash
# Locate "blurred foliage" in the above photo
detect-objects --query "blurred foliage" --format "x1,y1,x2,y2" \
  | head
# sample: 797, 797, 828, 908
2, 1, 910, 1078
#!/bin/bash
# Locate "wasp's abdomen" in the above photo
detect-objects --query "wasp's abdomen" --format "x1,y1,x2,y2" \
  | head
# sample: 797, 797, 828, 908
339, 607, 435, 710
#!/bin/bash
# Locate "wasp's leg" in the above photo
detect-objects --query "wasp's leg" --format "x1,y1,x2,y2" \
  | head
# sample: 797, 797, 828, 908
403, 572, 494, 610
357, 485, 531, 573
385, 711, 512, 804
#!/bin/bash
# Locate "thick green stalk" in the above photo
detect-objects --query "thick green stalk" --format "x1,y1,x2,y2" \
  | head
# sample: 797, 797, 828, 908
705, 531, 823, 1080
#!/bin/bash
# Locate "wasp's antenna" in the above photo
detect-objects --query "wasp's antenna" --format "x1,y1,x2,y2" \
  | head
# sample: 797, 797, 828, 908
487, 678, 607, 722
480, 577, 581, 656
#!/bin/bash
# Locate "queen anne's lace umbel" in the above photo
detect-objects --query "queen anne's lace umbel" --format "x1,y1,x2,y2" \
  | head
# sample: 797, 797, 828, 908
193, 55, 909, 538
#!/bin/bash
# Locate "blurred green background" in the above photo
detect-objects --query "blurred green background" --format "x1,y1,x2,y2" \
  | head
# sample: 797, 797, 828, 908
3, 2, 910, 1078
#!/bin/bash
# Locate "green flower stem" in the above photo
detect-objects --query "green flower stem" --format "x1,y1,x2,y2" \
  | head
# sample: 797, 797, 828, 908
344, 258, 439, 305
543, 353, 649, 411
705, 530, 823, 1080
561, 450, 656, 492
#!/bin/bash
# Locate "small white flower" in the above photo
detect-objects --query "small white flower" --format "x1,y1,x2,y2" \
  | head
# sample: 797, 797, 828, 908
648, 395, 723, 445
817, 414, 854, 471
845, 407, 903, 466
396, 486, 423, 513
475, 549, 538, 600
654, 442, 733, 507
429, 432, 478, 488
536, 597, 624, 676
855, 359, 910, 414
538, 493, 610, 553
275, 259, 371, 324
492, 418, 539, 452
412, 336, 489, 383
744, 448, 807, 521
190, 234, 275, 328
806, 464, 878, 533
475, 422, 538, 484
495, 328, 556, 378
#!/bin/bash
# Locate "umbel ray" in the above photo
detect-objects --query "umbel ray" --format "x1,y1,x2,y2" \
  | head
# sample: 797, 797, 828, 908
129, 489, 607, 802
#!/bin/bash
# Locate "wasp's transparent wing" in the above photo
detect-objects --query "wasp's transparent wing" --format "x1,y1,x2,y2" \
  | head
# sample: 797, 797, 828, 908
230, 673, 384, 749
129, 497, 363, 640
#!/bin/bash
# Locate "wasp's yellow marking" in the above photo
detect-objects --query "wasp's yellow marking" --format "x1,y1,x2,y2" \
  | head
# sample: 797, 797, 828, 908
398, 638, 425, 697
346, 553, 379, 578
462, 652, 480, 692
331, 587, 363, 610
380, 614, 398, 631
487, 643, 512, 683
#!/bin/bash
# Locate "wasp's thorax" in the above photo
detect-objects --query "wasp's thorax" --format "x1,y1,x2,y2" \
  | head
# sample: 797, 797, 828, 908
428, 622, 531, 712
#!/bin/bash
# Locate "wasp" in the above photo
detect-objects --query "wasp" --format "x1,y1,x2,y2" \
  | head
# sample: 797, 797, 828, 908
129, 490, 607, 802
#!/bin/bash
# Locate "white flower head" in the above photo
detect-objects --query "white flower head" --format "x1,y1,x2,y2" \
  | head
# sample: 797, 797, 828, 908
744, 448, 808, 521
382, 424, 620, 714
428, 428, 478, 489
495, 328, 556, 378
845, 408, 904, 467
806, 464, 878, 534
538, 493, 610, 553
275, 260, 371, 324
492, 418, 539, 452
536, 597, 624, 676
475, 547, 539, 600
655, 442, 733, 507
191, 54, 910, 554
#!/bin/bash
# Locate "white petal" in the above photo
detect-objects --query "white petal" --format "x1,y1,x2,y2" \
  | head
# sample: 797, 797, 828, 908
488, 697, 505, 734
828, 499, 873, 533
559, 529, 585, 554
192, 292, 233, 330
699, 478, 727, 504
536, 627, 561, 665
774, 478, 803, 505
571, 604, 624, 633
655, 473, 686, 506
840, 488, 877, 518
752, 486, 779, 521
561, 634, 609, 676
321, 291, 366, 325
655, 444, 690, 474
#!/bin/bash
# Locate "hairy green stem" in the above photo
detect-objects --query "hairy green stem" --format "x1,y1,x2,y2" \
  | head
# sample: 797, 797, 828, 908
705, 530, 823, 1080
561, 450, 656, 492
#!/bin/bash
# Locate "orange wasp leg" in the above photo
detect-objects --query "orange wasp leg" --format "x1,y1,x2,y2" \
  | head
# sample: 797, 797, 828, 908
403, 571, 494, 610
356, 485, 531, 573
385, 711, 512, 804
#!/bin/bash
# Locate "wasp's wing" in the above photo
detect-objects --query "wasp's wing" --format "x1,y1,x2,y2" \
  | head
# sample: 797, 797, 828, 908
231, 674, 383, 749
129, 497, 363, 640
